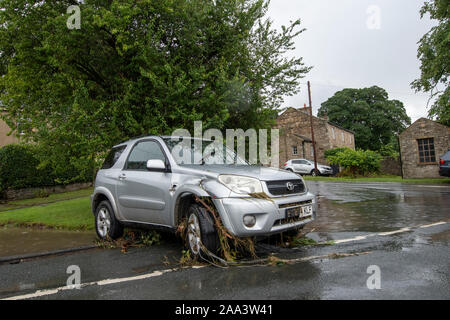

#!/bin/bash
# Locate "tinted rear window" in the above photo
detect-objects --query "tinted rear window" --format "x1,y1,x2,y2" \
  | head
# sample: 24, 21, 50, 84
102, 146, 126, 169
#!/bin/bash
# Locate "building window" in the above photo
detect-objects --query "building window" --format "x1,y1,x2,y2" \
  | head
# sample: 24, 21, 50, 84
341, 132, 345, 142
417, 138, 436, 163
331, 127, 335, 139
310, 145, 314, 157
292, 146, 298, 155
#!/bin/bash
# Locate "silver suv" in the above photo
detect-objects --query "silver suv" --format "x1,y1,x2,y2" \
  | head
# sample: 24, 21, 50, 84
91, 136, 316, 257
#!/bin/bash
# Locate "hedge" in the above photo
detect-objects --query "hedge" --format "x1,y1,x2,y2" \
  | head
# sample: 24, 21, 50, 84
0, 144, 95, 196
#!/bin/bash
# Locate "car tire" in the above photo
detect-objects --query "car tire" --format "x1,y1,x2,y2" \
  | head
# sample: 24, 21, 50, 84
310, 169, 319, 176
186, 203, 220, 258
95, 200, 123, 240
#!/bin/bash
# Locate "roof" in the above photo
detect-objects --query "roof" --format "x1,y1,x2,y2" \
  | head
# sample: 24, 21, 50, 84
400, 117, 450, 137
277, 107, 355, 134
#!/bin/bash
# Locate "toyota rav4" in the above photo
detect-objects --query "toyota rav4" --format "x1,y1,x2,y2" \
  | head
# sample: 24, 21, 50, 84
91, 136, 317, 257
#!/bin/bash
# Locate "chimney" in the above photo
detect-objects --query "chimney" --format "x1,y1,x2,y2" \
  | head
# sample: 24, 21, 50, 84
303, 103, 312, 114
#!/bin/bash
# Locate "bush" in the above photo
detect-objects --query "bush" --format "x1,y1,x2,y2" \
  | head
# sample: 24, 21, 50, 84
0, 144, 96, 196
0, 144, 53, 193
325, 147, 382, 176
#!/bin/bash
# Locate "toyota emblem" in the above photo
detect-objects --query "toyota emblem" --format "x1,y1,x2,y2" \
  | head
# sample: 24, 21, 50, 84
286, 182, 295, 191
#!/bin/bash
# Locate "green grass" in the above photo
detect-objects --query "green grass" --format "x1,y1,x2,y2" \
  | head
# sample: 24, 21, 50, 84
0, 196, 94, 230
0, 187, 93, 212
303, 175, 450, 184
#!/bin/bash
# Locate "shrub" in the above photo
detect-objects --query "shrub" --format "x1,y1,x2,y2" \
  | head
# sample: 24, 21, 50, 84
0, 143, 96, 196
326, 147, 382, 176
0, 144, 53, 193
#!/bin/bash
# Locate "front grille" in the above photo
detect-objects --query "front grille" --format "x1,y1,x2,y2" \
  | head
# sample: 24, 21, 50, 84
265, 179, 305, 196
278, 199, 312, 209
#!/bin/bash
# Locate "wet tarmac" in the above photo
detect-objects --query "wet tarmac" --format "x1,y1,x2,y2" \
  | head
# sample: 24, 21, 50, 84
0, 181, 449, 300
307, 181, 450, 232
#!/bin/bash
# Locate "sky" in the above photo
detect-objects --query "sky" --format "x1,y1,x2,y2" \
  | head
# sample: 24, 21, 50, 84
267, 0, 437, 122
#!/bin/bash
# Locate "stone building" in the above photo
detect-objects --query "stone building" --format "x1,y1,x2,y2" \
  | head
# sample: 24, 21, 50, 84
0, 118, 19, 147
399, 118, 450, 178
274, 106, 355, 166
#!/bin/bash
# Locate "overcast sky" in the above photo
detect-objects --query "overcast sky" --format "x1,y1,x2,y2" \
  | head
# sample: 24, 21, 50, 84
267, 0, 436, 122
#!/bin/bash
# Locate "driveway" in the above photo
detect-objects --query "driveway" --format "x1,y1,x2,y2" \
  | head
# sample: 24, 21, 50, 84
0, 181, 449, 300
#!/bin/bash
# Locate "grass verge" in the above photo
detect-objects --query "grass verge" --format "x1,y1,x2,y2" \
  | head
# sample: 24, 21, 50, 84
0, 197, 94, 230
0, 187, 94, 212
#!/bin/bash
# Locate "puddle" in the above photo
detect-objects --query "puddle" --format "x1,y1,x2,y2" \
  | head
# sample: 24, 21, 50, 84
0, 227, 96, 257
306, 181, 450, 233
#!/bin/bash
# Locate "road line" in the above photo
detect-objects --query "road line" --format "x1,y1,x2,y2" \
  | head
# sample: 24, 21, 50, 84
419, 221, 447, 228
378, 227, 411, 236
327, 221, 448, 244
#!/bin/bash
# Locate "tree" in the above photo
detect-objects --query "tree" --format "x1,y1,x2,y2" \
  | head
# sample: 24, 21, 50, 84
0, 0, 310, 182
412, 0, 450, 126
318, 86, 411, 151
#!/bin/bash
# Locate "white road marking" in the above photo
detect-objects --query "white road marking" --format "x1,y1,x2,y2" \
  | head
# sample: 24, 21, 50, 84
2, 267, 185, 300
419, 221, 447, 228
324, 221, 448, 245
378, 227, 411, 236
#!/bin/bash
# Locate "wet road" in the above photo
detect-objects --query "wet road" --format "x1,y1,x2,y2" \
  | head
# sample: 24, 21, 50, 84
0, 181, 449, 300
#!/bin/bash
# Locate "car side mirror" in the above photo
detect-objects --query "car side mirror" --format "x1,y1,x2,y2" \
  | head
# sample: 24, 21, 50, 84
146, 159, 166, 171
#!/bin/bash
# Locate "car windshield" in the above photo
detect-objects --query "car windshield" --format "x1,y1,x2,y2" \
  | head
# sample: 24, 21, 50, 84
163, 137, 248, 166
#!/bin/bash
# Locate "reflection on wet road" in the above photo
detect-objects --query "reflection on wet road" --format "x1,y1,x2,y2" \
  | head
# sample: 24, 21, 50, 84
306, 181, 450, 232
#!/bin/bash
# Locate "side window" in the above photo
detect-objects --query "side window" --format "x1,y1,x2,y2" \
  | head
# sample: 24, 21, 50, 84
299, 160, 308, 165
102, 146, 126, 169
125, 140, 166, 170
292, 160, 301, 164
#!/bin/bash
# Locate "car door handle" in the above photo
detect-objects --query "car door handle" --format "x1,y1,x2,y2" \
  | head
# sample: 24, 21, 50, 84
118, 173, 127, 180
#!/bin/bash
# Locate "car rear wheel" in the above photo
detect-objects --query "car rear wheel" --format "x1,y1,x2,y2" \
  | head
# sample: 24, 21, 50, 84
186, 204, 220, 258
95, 200, 123, 240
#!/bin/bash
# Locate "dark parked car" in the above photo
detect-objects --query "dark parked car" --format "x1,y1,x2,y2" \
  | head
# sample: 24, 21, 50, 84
439, 150, 450, 177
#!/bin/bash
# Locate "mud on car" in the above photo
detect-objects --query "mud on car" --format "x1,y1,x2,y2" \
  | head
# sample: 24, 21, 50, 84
91, 136, 317, 258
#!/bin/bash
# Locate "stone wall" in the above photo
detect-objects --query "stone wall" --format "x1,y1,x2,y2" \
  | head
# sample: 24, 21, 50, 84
399, 118, 450, 179
4, 182, 93, 201
380, 157, 402, 176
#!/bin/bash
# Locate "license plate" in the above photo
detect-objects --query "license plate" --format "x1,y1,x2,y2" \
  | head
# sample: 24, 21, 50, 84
286, 205, 313, 219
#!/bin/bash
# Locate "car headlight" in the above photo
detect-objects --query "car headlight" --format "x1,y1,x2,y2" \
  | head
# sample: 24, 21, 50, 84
218, 175, 263, 194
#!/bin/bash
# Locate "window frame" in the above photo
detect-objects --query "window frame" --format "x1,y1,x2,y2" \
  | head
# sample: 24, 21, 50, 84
417, 137, 436, 164
123, 138, 171, 172
292, 145, 298, 156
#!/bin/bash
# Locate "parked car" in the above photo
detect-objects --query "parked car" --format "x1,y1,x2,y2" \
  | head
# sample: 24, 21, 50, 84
283, 159, 333, 176
439, 150, 450, 177
91, 136, 316, 257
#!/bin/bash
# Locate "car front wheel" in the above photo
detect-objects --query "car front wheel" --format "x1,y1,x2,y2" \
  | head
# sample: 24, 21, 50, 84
310, 169, 319, 176
186, 204, 220, 258
95, 200, 123, 240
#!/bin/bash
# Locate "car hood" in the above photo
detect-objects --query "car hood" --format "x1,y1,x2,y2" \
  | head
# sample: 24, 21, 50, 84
177, 164, 300, 181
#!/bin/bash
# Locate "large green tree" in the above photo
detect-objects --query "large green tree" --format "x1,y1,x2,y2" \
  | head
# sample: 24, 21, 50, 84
412, 0, 450, 126
318, 86, 411, 151
0, 0, 310, 181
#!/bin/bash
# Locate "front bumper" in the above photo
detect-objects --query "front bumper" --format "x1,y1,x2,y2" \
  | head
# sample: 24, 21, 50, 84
213, 192, 317, 237
439, 166, 450, 177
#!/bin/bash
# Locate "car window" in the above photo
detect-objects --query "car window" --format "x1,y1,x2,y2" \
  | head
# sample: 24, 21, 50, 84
101, 146, 126, 169
125, 140, 166, 170
298, 160, 309, 165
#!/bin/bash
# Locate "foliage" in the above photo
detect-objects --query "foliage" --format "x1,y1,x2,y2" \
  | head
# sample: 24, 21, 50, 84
412, 0, 450, 126
0, 144, 53, 193
0, 0, 311, 171
325, 147, 383, 176
324, 147, 348, 159
318, 86, 411, 151
0, 144, 94, 195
